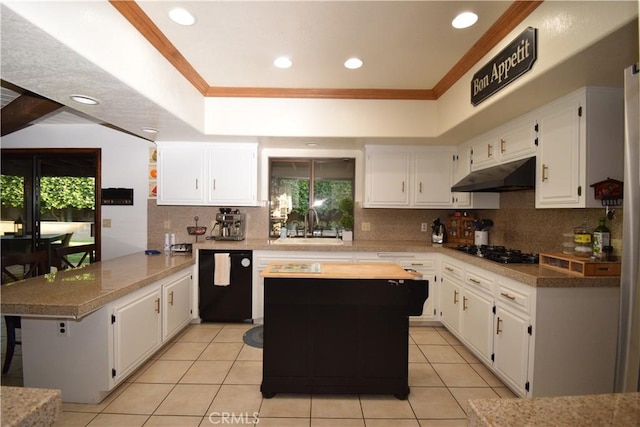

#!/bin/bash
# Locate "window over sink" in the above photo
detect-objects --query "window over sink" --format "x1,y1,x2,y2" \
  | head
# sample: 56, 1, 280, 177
269, 158, 355, 238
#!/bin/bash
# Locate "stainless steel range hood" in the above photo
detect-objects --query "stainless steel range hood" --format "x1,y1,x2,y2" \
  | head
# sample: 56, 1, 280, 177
451, 157, 536, 192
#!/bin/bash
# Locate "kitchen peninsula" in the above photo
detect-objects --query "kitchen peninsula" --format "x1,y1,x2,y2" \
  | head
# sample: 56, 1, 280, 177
260, 262, 427, 399
0, 252, 195, 403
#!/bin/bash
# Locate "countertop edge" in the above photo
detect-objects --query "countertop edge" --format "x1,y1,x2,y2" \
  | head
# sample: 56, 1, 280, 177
1, 254, 195, 318
1, 386, 62, 427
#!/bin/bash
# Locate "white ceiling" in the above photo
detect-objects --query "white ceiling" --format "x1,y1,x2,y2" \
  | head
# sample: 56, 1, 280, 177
0, 1, 638, 147
136, 1, 511, 90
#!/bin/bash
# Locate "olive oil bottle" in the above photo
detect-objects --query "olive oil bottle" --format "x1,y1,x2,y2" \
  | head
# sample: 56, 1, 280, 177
592, 217, 611, 260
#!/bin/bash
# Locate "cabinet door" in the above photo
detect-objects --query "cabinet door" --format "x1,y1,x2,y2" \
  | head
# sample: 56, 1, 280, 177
535, 94, 583, 208
470, 132, 499, 171
399, 257, 438, 322
440, 276, 462, 335
452, 146, 471, 207
461, 288, 493, 363
493, 305, 530, 396
163, 273, 193, 341
364, 150, 410, 207
207, 144, 258, 206
498, 116, 537, 163
112, 287, 162, 383
157, 143, 206, 205
414, 150, 454, 207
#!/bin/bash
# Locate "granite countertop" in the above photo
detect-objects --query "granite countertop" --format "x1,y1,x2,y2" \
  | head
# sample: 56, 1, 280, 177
261, 262, 415, 279
196, 239, 620, 288
467, 392, 639, 426
1, 386, 62, 427
0, 252, 195, 318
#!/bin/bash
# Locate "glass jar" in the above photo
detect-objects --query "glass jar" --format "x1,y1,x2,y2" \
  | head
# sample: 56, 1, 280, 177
562, 232, 575, 254
573, 221, 592, 257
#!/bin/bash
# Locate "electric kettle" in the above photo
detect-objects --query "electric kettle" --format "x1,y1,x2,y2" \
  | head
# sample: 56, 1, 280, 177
431, 218, 447, 244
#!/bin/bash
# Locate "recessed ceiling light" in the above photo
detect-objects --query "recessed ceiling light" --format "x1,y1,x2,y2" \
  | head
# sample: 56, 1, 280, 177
69, 95, 99, 105
273, 57, 293, 69
452, 12, 478, 29
306, 142, 318, 147
169, 7, 196, 26
344, 57, 363, 69
141, 127, 159, 134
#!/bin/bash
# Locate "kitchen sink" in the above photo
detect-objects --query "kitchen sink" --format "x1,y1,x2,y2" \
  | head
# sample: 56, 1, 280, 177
270, 237, 344, 246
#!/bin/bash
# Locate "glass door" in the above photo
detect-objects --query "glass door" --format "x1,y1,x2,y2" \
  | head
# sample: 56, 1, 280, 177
0, 149, 100, 267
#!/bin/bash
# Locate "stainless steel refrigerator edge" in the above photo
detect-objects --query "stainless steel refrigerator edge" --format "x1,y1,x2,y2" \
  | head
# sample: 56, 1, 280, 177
615, 63, 640, 392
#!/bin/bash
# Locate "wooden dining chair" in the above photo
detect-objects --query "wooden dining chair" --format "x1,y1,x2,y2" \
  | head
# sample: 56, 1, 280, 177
1, 250, 49, 374
54, 244, 95, 270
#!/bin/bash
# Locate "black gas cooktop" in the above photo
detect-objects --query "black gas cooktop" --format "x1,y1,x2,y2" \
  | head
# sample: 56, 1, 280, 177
456, 245, 539, 264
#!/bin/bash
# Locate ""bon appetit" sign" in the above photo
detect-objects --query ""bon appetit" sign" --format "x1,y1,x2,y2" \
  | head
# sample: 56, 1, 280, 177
471, 27, 537, 106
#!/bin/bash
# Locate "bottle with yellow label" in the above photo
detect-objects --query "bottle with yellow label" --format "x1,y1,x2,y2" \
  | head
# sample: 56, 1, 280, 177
573, 220, 592, 257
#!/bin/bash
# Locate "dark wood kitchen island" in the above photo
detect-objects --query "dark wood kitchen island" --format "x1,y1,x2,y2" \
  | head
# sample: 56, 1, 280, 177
260, 262, 427, 399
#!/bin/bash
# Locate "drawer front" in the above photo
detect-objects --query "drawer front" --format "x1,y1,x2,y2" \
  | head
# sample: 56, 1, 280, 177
496, 281, 531, 314
465, 270, 494, 295
398, 258, 436, 272
442, 260, 464, 281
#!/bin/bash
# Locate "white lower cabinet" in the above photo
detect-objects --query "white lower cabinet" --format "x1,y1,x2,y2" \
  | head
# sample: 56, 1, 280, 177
163, 272, 193, 341
112, 286, 162, 384
439, 255, 618, 398
21, 268, 194, 403
493, 304, 530, 396
440, 275, 462, 333
461, 287, 493, 364
112, 270, 193, 385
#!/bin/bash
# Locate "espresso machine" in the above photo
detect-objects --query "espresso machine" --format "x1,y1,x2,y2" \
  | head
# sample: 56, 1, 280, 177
212, 208, 246, 241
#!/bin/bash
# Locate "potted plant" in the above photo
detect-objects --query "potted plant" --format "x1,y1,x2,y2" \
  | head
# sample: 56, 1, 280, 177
338, 198, 354, 241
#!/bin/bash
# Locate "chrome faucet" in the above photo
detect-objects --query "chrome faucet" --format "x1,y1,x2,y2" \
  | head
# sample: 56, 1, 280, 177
305, 207, 319, 237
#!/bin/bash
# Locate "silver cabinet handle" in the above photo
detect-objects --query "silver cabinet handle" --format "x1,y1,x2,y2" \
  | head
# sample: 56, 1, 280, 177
468, 278, 481, 285
542, 164, 549, 181
169, 291, 174, 306
500, 138, 506, 153
463, 296, 468, 311
155, 298, 160, 314
453, 290, 458, 304
496, 316, 502, 335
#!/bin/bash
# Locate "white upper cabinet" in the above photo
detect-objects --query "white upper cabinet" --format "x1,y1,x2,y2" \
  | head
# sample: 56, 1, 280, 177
364, 146, 455, 209
206, 144, 258, 206
452, 143, 500, 209
535, 87, 623, 208
157, 142, 258, 206
469, 130, 500, 171
414, 149, 455, 208
157, 143, 206, 205
363, 148, 411, 207
470, 114, 537, 172
498, 114, 538, 164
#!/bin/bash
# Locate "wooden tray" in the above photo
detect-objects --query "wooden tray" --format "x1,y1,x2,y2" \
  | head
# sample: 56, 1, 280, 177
540, 252, 621, 277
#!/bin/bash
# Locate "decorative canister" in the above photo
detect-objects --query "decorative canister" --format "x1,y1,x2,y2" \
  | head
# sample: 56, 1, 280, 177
573, 221, 592, 257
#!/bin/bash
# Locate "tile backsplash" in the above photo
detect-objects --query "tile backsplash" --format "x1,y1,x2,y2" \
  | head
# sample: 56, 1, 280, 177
148, 189, 623, 256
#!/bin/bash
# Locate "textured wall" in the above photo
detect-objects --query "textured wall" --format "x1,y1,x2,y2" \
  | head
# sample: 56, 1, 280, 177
148, 190, 623, 256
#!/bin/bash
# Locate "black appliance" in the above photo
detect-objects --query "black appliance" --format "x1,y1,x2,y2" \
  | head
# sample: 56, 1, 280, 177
199, 250, 253, 322
451, 157, 536, 192
456, 244, 539, 264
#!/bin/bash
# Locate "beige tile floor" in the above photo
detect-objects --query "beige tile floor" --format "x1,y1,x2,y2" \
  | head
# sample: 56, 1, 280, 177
1, 322, 517, 426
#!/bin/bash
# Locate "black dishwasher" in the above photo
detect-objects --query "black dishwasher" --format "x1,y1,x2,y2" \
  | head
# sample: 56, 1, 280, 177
198, 250, 253, 322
